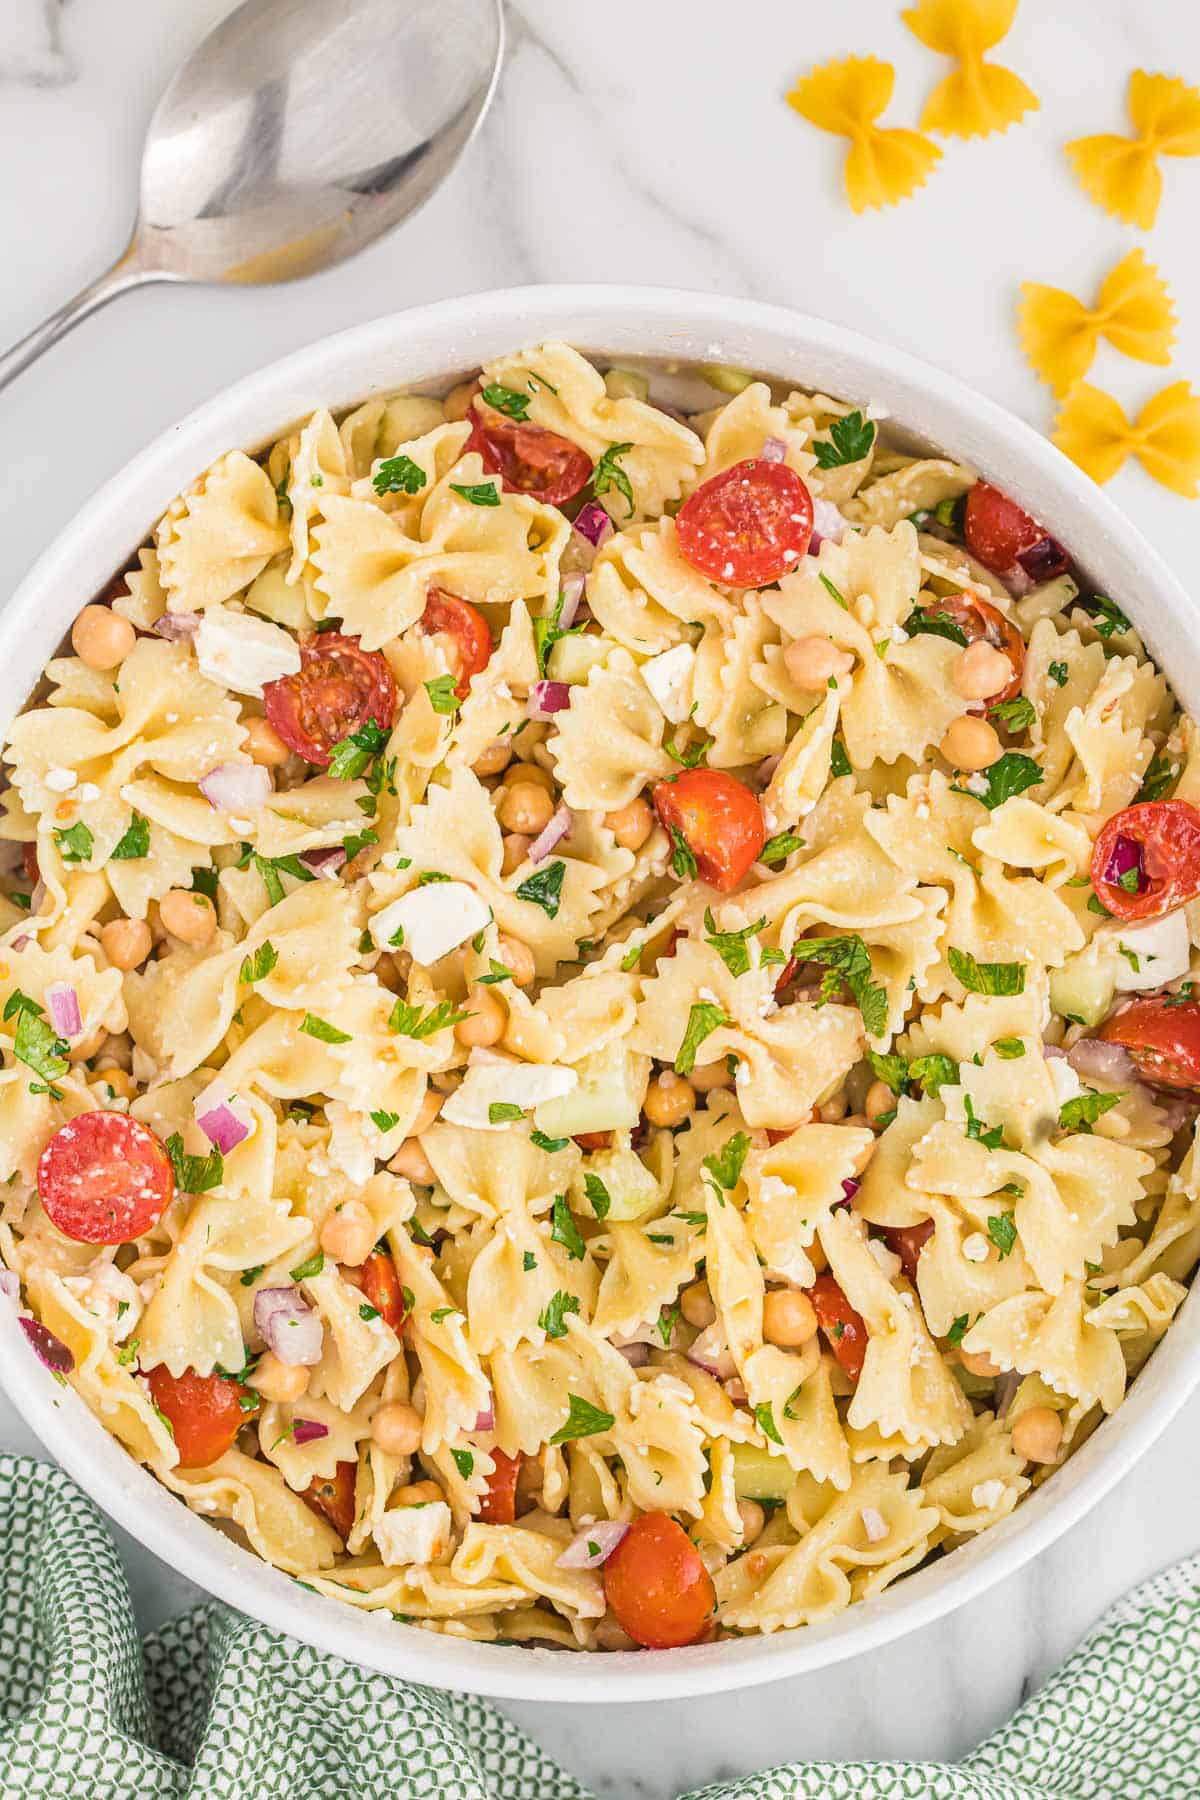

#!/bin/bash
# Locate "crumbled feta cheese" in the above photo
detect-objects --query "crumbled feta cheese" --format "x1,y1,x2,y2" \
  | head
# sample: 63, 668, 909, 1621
811, 497, 848, 543
640, 644, 696, 724
62, 1259, 144, 1340
890, 625, 909, 645
326, 1100, 379, 1184
76, 782, 100, 803
860, 1505, 888, 1543
970, 1479, 1007, 1511
373, 1500, 452, 1568
441, 1049, 577, 1131
867, 1238, 902, 1281
1109, 909, 1191, 993
1046, 1057, 1083, 1106
44, 767, 76, 793
371, 881, 491, 965
195, 604, 301, 697
964, 772, 990, 797
962, 1231, 990, 1263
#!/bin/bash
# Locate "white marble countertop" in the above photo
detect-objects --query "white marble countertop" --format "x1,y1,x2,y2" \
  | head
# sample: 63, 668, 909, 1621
2, 2, 1199, 1795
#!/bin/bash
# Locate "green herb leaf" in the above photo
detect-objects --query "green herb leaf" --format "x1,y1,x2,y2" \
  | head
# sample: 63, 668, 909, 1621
359, 1301, 380, 1321
986, 1213, 1017, 1259
1059, 1089, 1122, 1133
1137, 753, 1177, 804
480, 382, 531, 420
957, 751, 1043, 811
1087, 595, 1132, 640
1048, 660, 1069, 687
430, 1307, 458, 1324
2, 990, 41, 1023
424, 674, 462, 716
549, 1392, 614, 1444
676, 1000, 730, 1076
703, 1131, 750, 1193
110, 813, 150, 861
239, 940, 279, 985
551, 1194, 587, 1261
538, 1290, 581, 1339
165, 1133, 224, 1195
532, 585, 584, 677
819, 572, 849, 610
801, 935, 889, 1037
451, 480, 501, 507
812, 410, 875, 470
489, 1101, 525, 1124
663, 730, 712, 770
373, 454, 426, 496
904, 605, 968, 647
240, 1265, 264, 1287
584, 1173, 611, 1220
289, 1250, 325, 1282
948, 947, 1026, 996
53, 821, 93, 864
477, 960, 513, 986
988, 696, 1036, 733
116, 1338, 140, 1367
300, 1013, 351, 1045
522, 1251, 537, 1272
946, 1313, 971, 1346
592, 443, 635, 517
451, 1447, 475, 1479
830, 738, 853, 779
620, 941, 643, 972
657, 1299, 681, 1347
369, 1109, 400, 1133
667, 825, 698, 882
754, 1401, 783, 1446
531, 1128, 570, 1153
867, 1049, 909, 1095
703, 907, 766, 978
760, 831, 805, 867
515, 860, 565, 919
389, 998, 471, 1039
327, 718, 389, 781
963, 1094, 1005, 1151
994, 1037, 1026, 1059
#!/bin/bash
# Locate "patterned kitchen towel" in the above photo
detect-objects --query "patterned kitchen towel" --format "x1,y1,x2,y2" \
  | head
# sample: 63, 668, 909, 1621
0, 1452, 1195, 1800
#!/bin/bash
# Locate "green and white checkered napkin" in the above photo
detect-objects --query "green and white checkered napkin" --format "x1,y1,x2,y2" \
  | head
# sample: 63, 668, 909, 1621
0, 1452, 1196, 1799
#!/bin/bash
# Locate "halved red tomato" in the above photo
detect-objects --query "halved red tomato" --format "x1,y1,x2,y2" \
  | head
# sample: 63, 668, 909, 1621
929, 592, 1025, 705
466, 404, 592, 506
302, 1460, 358, 1540
38, 1113, 174, 1244
1098, 999, 1200, 1090
263, 631, 397, 768
603, 1512, 716, 1649
1091, 800, 1200, 923
477, 1449, 522, 1524
675, 459, 813, 587
810, 1274, 868, 1382
417, 589, 492, 699
963, 482, 1067, 581
883, 1221, 934, 1281
652, 769, 765, 893
145, 1366, 257, 1468
361, 1246, 408, 1335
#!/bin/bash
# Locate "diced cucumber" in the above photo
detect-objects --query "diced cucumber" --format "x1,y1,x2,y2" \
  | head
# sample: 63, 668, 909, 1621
571, 1146, 659, 1223
730, 1441, 793, 1502
699, 363, 755, 396
604, 368, 650, 403
546, 634, 609, 685
1049, 941, 1118, 1029
533, 1041, 650, 1139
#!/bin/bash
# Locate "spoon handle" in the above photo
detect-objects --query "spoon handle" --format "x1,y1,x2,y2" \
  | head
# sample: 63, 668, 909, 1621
0, 247, 156, 395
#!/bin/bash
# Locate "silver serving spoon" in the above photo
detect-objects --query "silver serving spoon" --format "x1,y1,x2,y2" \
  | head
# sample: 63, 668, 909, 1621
0, 0, 504, 393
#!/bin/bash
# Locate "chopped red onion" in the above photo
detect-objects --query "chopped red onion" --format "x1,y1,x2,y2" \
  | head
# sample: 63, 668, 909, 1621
154, 610, 201, 642
291, 1418, 330, 1446
1015, 537, 1069, 583
199, 762, 272, 815
724, 1375, 749, 1405
10, 936, 31, 954
196, 1097, 252, 1155
474, 1402, 495, 1432
686, 1322, 736, 1380
527, 681, 572, 721
19, 1316, 74, 1374
558, 572, 587, 630
760, 436, 788, 464
1001, 564, 1034, 599
527, 804, 572, 866
0, 1270, 18, 1302
572, 505, 612, 552
556, 1520, 629, 1569
45, 981, 82, 1040
841, 1177, 861, 1203
253, 1287, 324, 1366
860, 1505, 888, 1543
299, 845, 347, 879
1066, 1039, 1136, 1087
757, 754, 782, 785
616, 1342, 650, 1368
1102, 833, 1144, 892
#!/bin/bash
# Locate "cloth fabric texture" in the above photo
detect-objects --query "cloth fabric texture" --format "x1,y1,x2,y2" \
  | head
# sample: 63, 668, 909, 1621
0, 1453, 1194, 1799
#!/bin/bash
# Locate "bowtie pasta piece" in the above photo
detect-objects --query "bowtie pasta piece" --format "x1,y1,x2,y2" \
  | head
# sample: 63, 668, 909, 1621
902, 0, 1038, 139
1066, 71, 1200, 229
787, 56, 942, 213
1018, 251, 1177, 396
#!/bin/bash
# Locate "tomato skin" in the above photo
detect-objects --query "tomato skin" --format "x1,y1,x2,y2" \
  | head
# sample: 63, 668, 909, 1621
652, 769, 765, 893
1091, 801, 1200, 923
963, 482, 1065, 578
263, 631, 397, 768
360, 1247, 408, 1334
603, 1512, 716, 1649
477, 1449, 522, 1523
810, 1274, 868, 1382
418, 589, 492, 699
933, 592, 1025, 706
466, 404, 593, 506
675, 459, 813, 587
145, 1366, 258, 1469
21, 844, 39, 885
883, 1221, 934, 1281
302, 1459, 358, 1541
38, 1113, 174, 1245
572, 1131, 613, 1152
1098, 1000, 1200, 1090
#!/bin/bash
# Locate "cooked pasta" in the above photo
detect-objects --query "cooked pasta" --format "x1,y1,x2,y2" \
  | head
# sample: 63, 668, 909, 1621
3, 342, 1199, 1653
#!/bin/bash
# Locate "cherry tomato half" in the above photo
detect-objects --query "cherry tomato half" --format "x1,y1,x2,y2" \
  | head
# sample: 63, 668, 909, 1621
603, 1512, 716, 1649
263, 630, 397, 768
38, 1113, 174, 1245
302, 1460, 358, 1541
417, 588, 492, 700
810, 1274, 868, 1382
466, 404, 593, 506
145, 1365, 258, 1469
360, 1246, 408, 1335
963, 482, 1067, 581
1091, 800, 1200, 923
883, 1221, 934, 1281
932, 592, 1025, 706
652, 769, 765, 894
675, 459, 813, 588
1098, 999, 1200, 1091
477, 1449, 522, 1524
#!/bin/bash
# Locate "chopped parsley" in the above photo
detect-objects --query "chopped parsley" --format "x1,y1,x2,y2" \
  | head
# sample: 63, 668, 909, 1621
948, 947, 1026, 996
760, 831, 805, 867
424, 674, 462, 716
450, 480, 501, 507
488, 1102, 525, 1124
675, 1000, 730, 1077
819, 572, 849, 611
430, 1307, 458, 1323
754, 1401, 784, 1446
373, 454, 426, 496
988, 696, 1036, 734
1048, 660, 1069, 687
523, 1251, 538, 1272
328, 717, 389, 782
389, 998, 471, 1039
904, 1055, 961, 1098
620, 941, 644, 972
957, 751, 1043, 811
480, 382, 531, 420
300, 1013, 351, 1045
165, 1133, 224, 1195
657, 1300, 682, 1347
451, 1448, 475, 1480
1137, 753, 1177, 804
994, 1037, 1026, 1059
1087, 595, 1132, 640
802, 935, 889, 1037
370, 1109, 400, 1133
476, 960, 513, 986
904, 605, 968, 647
53, 821, 93, 864
551, 1195, 587, 1261
9, 1001, 68, 1099
703, 1131, 750, 1195
531, 1128, 570, 1153
515, 860, 566, 919
663, 730, 712, 770
703, 908, 766, 978
359, 1301, 380, 1321
538, 1290, 581, 1340
239, 940, 279, 985
110, 813, 150, 861
289, 1250, 325, 1282
532, 585, 584, 676
549, 1392, 614, 1445
583, 1173, 611, 1220
668, 825, 698, 881
1059, 1089, 1123, 1133
240, 1266, 264, 1287
963, 1094, 1005, 1151
591, 443, 635, 517
986, 1213, 1017, 1259
946, 1313, 971, 1346
830, 738, 853, 779
812, 410, 875, 469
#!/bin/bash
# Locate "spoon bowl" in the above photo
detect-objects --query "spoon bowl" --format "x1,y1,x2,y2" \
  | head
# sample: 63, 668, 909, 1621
0, 0, 503, 385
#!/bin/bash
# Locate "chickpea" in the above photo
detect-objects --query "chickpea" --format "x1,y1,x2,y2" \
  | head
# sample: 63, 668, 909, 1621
959, 1347, 1002, 1379
737, 1499, 766, 1546
67, 1026, 107, 1065
159, 888, 216, 945
251, 1351, 310, 1405
498, 781, 555, 836
864, 1080, 895, 1125
510, 761, 556, 795
372, 1401, 423, 1457
689, 1060, 732, 1093
242, 716, 290, 768
500, 833, 531, 877
442, 379, 478, 422
71, 604, 136, 671
96, 1065, 136, 1101
320, 1199, 377, 1267
680, 1280, 717, 1330
497, 934, 536, 988
455, 984, 506, 1048
762, 1288, 818, 1349
392, 1479, 443, 1507
1011, 1405, 1064, 1465
409, 1087, 444, 1136
472, 740, 513, 779
99, 917, 153, 971
604, 797, 654, 853
643, 1070, 695, 1128
940, 714, 1001, 772
389, 1139, 436, 1185
951, 640, 1013, 702
818, 1091, 848, 1124
784, 635, 855, 690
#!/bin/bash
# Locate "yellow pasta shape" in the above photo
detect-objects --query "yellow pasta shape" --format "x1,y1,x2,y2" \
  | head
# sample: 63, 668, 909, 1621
903, 0, 1038, 139
1066, 71, 1200, 229
1018, 251, 1177, 395
1052, 381, 1200, 497
787, 56, 941, 213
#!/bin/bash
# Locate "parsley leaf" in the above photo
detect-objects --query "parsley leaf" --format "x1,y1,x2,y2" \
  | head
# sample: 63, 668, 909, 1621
373, 455, 426, 496
451, 1447, 475, 1480
703, 1131, 750, 1194
948, 947, 1025, 996
946, 1313, 971, 1346
1048, 660, 1069, 687
480, 382, 531, 420
760, 831, 805, 867
988, 696, 1036, 733
904, 605, 969, 647
867, 1049, 909, 1095
424, 674, 462, 716
964, 1095, 1005, 1151
451, 480, 501, 507
583, 1173, 611, 1220
663, 730, 712, 770
389, 998, 471, 1039
986, 1214, 1017, 1259
819, 572, 849, 611
1087, 594, 1131, 640
549, 1392, 614, 1445
165, 1133, 224, 1195
327, 718, 389, 781
110, 813, 150, 861
676, 1000, 730, 1076
239, 941, 278, 985
957, 751, 1043, 810
240, 1265, 264, 1287
289, 1251, 325, 1282
994, 1037, 1026, 1059
3, 990, 42, 1023
532, 586, 584, 677
489, 1101, 525, 1124
592, 443, 634, 517
551, 1194, 587, 1261
802, 935, 889, 1037
522, 1251, 537, 1272
531, 1128, 570, 1153
1059, 1090, 1122, 1133
830, 738, 853, 779
1137, 753, 1177, 804
812, 410, 876, 470
754, 1401, 784, 1446
300, 1013, 351, 1045
477, 960, 513, 986
53, 821, 93, 864
515, 860, 565, 919
667, 825, 698, 882
538, 1290, 581, 1339
12, 1007, 68, 1092
703, 907, 766, 978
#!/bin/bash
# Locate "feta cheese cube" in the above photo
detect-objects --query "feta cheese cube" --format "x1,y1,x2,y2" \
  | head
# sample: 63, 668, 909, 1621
970, 1478, 1007, 1511
1046, 1056, 1083, 1107
640, 643, 696, 724
373, 1500, 452, 1568
195, 604, 301, 697
1109, 908, 1191, 993
441, 1048, 577, 1131
370, 881, 491, 965
962, 1231, 990, 1264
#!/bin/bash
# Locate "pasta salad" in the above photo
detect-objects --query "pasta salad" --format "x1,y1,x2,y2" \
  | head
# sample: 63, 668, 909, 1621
2, 342, 1198, 1652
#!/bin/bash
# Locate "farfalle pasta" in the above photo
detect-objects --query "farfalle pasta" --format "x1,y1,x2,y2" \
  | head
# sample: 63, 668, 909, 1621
2, 343, 1198, 1655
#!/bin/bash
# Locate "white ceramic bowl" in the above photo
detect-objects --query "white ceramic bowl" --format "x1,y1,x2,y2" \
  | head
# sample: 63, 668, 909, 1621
2, 285, 1199, 1704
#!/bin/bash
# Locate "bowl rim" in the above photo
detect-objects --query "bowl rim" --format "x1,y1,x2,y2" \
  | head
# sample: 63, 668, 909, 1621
2, 282, 1198, 1704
